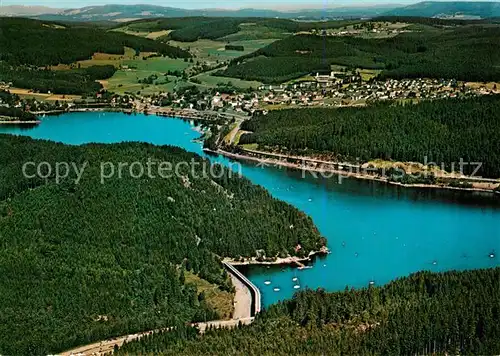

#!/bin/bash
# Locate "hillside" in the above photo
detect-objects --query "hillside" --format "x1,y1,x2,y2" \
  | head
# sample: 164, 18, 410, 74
218, 24, 500, 83
0, 5, 61, 16
117, 17, 361, 42
34, 4, 400, 22
116, 268, 500, 355
0, 18, 190, 95
0, 18, 189, 66
0, 135, 323, 355
385, 1, 500, 19
239, 96, 500, 178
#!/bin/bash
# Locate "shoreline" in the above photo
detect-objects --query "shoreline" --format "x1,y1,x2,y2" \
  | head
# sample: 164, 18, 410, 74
0, 120, 41, 124
223, 247, 330, 268
213, 149, 499, 195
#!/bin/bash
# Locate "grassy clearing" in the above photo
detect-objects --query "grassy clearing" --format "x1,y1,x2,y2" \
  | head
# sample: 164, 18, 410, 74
8, 88, 81, 101
50, 48, 156, 70
169, 39, 277, 63
465, 81, 500, 90
358, 68, 382, 81
112, 27, 173, 39
185, 271, 234, 320
221, 24, 289, 41
192, 71, 262, 89
223, 123, 239, 144
240, 143, 259, 150
105, 71, 188, 95
233, 130, 247, 145
102, 56, 192, 94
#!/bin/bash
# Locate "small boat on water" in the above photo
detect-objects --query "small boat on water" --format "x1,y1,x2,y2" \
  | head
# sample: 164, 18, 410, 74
292, 277, 298, 282
298, 266, 312, 270
489, 252, 496, 258
273, 287, 281, 292
432, 260, 438, 266
294, 285, 300, 289
264, 281, 271, 285
369, 280, 375, 286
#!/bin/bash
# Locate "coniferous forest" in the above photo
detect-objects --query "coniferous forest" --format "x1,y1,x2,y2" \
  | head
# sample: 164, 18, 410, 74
219, 25, 500, 83
240, 96, 500, 178
0, 135, 323, 355
0, 18, 190, 66
0, 18, 190, 95
116, 268, 500, 355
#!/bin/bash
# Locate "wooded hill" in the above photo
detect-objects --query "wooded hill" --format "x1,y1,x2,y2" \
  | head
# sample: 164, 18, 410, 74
0, 63, 117, 95
0, 18, 190, 95
218, 24, 500, 83
240, 96, 500, 178
121, 17, 360, 42
116, 268, 500, 355
0, 135, 323, 355
0, 18, 190, 66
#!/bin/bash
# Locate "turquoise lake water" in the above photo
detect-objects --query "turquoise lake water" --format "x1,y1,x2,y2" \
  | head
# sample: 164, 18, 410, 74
1, 112, 499, 308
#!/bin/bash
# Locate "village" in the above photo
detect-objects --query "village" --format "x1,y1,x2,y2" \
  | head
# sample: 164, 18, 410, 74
1, 70, 499, 121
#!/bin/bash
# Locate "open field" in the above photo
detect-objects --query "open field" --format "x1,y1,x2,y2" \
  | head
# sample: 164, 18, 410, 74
185, 271, 234, 320
169, 39, 277, 63
50, 47, 157, 70
103, 71, 187, 95
99, 56, 192, 94
358, 68, 382, 81
7, 88, 82, 101
112, 27, 173, 39
192, 71, 262, 89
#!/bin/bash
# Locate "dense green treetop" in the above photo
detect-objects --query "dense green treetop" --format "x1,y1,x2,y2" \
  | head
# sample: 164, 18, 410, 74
122, 17, 360, 42
116, 268, 500, 355
240, 96, 500, 178
0, 135, 323, 354
0, 63, 116, 95
219, 25, 500, 83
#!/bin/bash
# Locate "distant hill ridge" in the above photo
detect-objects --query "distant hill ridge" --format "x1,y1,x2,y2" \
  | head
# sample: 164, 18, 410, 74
32, 3, 397, 21
1, 2, 499, 21
385, 1, 500, 18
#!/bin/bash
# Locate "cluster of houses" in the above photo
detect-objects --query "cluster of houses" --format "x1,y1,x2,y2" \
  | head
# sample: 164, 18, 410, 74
144, 74, 499, 113
255, 77, 496, 107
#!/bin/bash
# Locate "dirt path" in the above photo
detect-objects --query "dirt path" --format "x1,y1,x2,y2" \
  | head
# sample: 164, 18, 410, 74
59, 268, 254, 356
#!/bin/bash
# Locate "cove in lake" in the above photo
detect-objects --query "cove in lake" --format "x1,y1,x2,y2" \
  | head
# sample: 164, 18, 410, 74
1, 112, 499, 308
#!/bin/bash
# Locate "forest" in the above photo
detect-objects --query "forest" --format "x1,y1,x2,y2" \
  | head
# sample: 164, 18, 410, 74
239, 96, 500, 178
0, 18, 190, 66
116, 268, 500, 355
0, 63, 117, 95
218, 25, 500, 83
0, 135, 323, 355
0, 18, 191, 95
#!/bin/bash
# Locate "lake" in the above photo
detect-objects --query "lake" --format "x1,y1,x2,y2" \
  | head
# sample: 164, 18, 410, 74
1, 112, 499, 307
